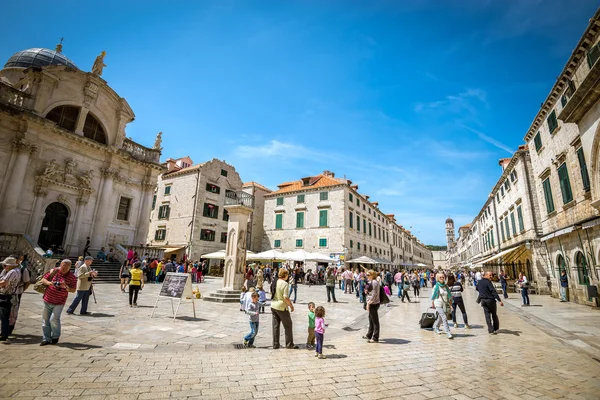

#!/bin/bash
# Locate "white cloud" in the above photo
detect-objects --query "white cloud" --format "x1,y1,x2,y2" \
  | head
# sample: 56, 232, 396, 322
462, 125, 513, 154
233, 140, 326, 160
414, 88, 489, 115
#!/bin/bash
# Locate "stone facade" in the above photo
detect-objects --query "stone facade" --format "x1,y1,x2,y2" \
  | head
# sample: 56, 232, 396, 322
0, 46, 163, 256
242, 182, 271, 252
263, 171, 432, 267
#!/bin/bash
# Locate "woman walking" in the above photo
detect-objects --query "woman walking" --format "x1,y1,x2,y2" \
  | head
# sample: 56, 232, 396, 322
271, 268, 297, 349
412, 272, 420, 298
431, 272, 453, 339
363, 270, 381, 343
400, 274, 411, 303
128, 262, 144, 307
120, 260, 130, 292
325, 268, 337, 303
448, 274, 470, 329
518, 273, 530, 306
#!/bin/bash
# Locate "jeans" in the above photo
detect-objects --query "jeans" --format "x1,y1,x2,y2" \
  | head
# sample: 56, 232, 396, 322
315, 332, 324, 354
288, 284, 297, 303
67, 290, 90, 314
501, 281, 508, 298
326, 286, 337, 302
129, 285, 141, 305
0, 301, 10, 338
481, 299, 499, 333
341, 280, 345, 291
42, 302, 64, 342
271, 308, 294, 348
359, 281, 365, 303
366, 303, 380, 341
434, 307, 450, 333
345, 279, 353, 293
451, 297, 468, 325
413, 285, 420, 297
521, 288, 530, 305
420, 278, 425, 287
244, 321, 259, 345
397, 284, 403, 297
560, 286, 567, 301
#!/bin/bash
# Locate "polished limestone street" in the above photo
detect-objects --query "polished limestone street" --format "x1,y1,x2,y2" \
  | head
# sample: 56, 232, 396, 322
1, 278, 599, 400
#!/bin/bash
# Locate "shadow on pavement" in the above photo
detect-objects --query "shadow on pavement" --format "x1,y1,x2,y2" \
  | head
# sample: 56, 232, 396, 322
452, 334, 476, 338
496, 329, 522, 336
79, 313, 115, 318
175, 316, 209, 322
378, 338, 411, 345
4, 333, 44, 345
56, 342, 103, 350
465, 324, 485, 329
325, 354, 347, 359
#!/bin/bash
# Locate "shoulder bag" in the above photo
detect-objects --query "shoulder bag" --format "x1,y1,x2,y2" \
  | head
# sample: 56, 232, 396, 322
33, 268, 58, 294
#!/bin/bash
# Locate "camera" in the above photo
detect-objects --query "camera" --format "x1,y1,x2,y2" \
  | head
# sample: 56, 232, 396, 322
54, 281, 61, 288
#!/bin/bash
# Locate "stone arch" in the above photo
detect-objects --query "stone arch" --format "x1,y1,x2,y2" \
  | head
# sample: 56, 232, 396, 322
574, 250, 590, 285
226, 228, 236, 256
588, 120, 600, 205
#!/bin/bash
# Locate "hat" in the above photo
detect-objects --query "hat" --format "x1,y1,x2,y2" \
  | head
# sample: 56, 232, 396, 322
0, 257, 19, 267
84, 256, 94, 261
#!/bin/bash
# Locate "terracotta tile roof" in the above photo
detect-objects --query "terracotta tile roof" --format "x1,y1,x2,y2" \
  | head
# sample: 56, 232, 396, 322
163, 163, 205, 177
268, 173, 348, 195
242, 181, 272, 192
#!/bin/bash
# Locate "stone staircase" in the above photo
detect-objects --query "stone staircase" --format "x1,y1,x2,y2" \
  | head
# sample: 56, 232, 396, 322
63, 257, 122, 284
203, 288, 242, 303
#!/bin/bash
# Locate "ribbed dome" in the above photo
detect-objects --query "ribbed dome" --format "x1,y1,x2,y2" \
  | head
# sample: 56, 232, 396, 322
445, 218, 453, 224
4, 48, 78, 69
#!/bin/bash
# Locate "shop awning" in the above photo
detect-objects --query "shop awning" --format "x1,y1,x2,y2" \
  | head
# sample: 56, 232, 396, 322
163, 246, 185, 253
582, 217, 600, 230
540, 226, 575, 242
478, 245, 524, 265
346, 256, 378, 264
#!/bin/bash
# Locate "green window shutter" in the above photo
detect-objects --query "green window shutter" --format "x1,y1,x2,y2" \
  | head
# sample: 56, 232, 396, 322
577, 148, 591, 192
588, 43, 600, 68
517, 206, 524, 231
152, 195, 156, 210
534, 132, 542, 151
350, 240, 353, 248
319, 210, 328, 227
368, 223, 372, 236
165, 205, 170, 219
491, 230, 494, 247
276, 197, 284, 206
319, 238, 327, 247
296, 239, 303, 248
357, 216, 360, 231
275, 213, 283, 229
274, 240, 281, 248
154, 230, 160, 240
505, 218, 510, 239
558, 164, 573, 204
296, 212, 304, 228
164, 186, 171, 195
320, 192, 328, 201
349, 193, 353, 202
349, 212, 353, 228
363, 219, 366, 232
500, 220, 505, 242
547, 110, 558, 134
297, 194, 305, 203
542, 178, 555, 213
510, 212, 516, 235
356, 199, 359, 206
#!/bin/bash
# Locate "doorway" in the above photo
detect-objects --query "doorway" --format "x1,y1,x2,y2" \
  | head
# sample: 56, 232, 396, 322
38, 202, 69, 250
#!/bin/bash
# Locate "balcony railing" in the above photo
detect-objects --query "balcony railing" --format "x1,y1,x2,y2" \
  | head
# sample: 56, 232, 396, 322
121, 138, 161, 164
0, 82, 31, 109
225, 190, 255, 208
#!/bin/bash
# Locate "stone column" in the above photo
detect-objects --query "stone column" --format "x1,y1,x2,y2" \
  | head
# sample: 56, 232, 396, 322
67, 195, 89, 254
0, 138, 36, 232
134, 182, 154, 245
27, 187, 49, 237
91, 169, 115, 248
223, 204, 253, 290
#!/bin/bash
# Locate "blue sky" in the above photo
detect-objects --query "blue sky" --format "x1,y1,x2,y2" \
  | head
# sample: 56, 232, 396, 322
2, 0, 598, 245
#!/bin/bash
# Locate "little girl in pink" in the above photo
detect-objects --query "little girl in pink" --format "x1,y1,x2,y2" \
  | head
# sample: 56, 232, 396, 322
315, 306, 327, 359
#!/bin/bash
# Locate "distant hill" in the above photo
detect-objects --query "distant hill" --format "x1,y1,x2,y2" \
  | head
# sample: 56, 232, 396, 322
426, 245, 447, 251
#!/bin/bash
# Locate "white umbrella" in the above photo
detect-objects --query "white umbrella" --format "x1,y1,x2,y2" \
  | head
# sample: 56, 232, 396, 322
346, 256, 378, 264
283, 250, 314, 262
307, 252, 335, 263
201, 249, 256, 259
247, 249, 286, 261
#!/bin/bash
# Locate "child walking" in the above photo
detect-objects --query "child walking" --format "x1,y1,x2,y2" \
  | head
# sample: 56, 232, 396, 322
307, 302, 316, 349
315, 306, 327, 359
243, 292, 260, 348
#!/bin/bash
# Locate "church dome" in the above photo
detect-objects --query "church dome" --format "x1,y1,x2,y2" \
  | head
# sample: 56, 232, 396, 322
445, 218, 453, 224
4, 48, 78, 70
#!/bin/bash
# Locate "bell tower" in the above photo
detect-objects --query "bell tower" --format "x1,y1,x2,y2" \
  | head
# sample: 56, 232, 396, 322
445, 218, 455, 248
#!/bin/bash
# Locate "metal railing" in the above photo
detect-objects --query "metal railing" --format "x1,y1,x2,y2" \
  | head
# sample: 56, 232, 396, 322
225, 190, 255, 208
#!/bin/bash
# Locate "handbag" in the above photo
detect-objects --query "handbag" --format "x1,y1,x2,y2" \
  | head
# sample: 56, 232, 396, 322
419, 308, 436, 329
379, 284, 389, 304
403, 283, 410, 290
33, 268, 58, 294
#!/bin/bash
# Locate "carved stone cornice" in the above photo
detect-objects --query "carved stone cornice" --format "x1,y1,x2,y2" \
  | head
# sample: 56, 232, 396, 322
35, 175, 93, 194
12, 137, 37, 155
33, 186, 48, 198
141, 180, 157, 191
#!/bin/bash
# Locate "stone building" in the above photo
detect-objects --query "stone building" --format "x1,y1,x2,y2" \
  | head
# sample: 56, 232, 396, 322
262, 170, 432, 267
0, 45, 163, 257
242, 181, 271, 252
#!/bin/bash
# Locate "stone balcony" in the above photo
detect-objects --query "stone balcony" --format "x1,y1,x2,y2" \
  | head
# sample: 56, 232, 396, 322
0, 81, 32, 109
225, 190, 255, 209
121, 138, 161, 164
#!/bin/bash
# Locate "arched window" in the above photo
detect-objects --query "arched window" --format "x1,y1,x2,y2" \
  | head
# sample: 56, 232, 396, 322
557, 254, 566, 278
45, 105, 80, 131
83, 113, 107, 145
575, 251, 590, 285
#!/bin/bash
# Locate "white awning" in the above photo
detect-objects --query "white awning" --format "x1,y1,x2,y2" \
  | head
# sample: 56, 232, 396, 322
477, 245, 524, 265
540, 226, 575, 242
582, 218, 600, 230
201, 249, 256, 260
346, 256, 378, 265
163, 246, 185, 253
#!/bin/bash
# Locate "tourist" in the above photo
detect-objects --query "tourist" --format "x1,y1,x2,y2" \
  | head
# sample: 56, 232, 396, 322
128, 262, 144, 307
83, 237, 91, 257
325, 268, 337, 303
107, 248, 116, 262
40, 259, 77, 346
244, 287, 256, 312
448, 274, 470, 329
66, 256, 97, 315
345, 268, 354, 294
477, 271, 504, 334
499, 270, 509, 299
271, 268, 297, 349
306, 302, 316, 349
0, 257, 22, 341
264, 265, 271, 284
363, 270, 381, 343
475, 270, 482, 287
394, 270, 403, 298
385, 269, 393, 293
258, 285, 267, 313
95, 247, 107, 262
518, 272, 530, 306
314, 305, 327, 359
256, 267, 264, 290
412, 272, 420, 298
383, 284, 392, 307
240, 287, 247, 311
288, 268, 299, 303
400, 273, 411, 303
431, 272, 453, 339
155, 260, 163, 283
243, 292, 260, 348
120, 260, 130, 292
560, 270, 568, 302
358, 270, 366, 305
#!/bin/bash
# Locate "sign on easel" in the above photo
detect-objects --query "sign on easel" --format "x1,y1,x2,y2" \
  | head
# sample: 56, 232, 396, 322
151, 272, 196, 321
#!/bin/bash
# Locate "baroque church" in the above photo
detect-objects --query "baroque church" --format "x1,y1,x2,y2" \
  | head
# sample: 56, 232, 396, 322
0, 44, 164, 256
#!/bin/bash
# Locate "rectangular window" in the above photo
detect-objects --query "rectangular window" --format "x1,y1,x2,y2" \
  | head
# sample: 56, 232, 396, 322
500, 186, 505, 197
152, 195, 156, 210
557, 163, 573, 204
490, 230, 494, 247
357, 215, 360, 232
542, 178, 555, 213
517, 205, 524, 232
505, 218, 510, 240
220, 169, 228, 177
510, 212, 517, 236
588, 42, 600, 68
561, 95, 567, 108
296, 239, 303, 248
349, 193, 353, 202
154, 228, 166, 241
547, 110, 558, 134
206, 183, 220, 194
158, 204, 170, 220
368, 222, 372, 236
320, 192, 328, 201
296, 212, 304, 228
220, 232, 227, 243
275, 213, 283, 230
577, 148, 591, 192
164, 185, 171, 195
319, 238, 327, 248
356, 199, 360, 206
203, 203, 219, 218
349, 211, 354, 228
319, 209, 328, 227
274, 239, 281, 248
200, 229, 215, 241
500, 220, 505, 242
363, 219, 366, 233
357, 242, 361, 250
534, 132, 542, 152
223, 209, 229, 221
350, 240, 353, 249
276, 197, 284, 206
297, 194, 305, 203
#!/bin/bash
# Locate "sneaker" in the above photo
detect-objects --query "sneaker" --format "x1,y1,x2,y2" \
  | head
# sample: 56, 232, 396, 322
286, 345, 299, 349
0, 337, 7, 342
433, 328, 440, 334
465, 325, 472, 329
133, 304, 138, 308
247, 344, 256, 348
489, 331, 497, 335
66, 311, 74, 315
318, 354, 327, 359
243, 340, 248, 346
453, 323, 458, 328
362, 335, 370, 340
51, 338, 59, 344
80, 312, 90, 316
315, 353, 319, 357
447, 333, 454, 339
368, 339, 379, 343
40, 341, 51, 346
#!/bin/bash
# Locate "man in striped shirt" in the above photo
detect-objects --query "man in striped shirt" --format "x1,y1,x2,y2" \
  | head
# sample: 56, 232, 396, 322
40, 259, 77, 346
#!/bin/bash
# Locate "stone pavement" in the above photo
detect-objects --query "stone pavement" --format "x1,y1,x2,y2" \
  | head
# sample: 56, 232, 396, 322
1, 279, 600, 399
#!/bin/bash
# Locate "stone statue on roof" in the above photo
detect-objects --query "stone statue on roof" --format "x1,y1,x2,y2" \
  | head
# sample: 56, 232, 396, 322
91, 51, 107, 76
153, 132, 163, 150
